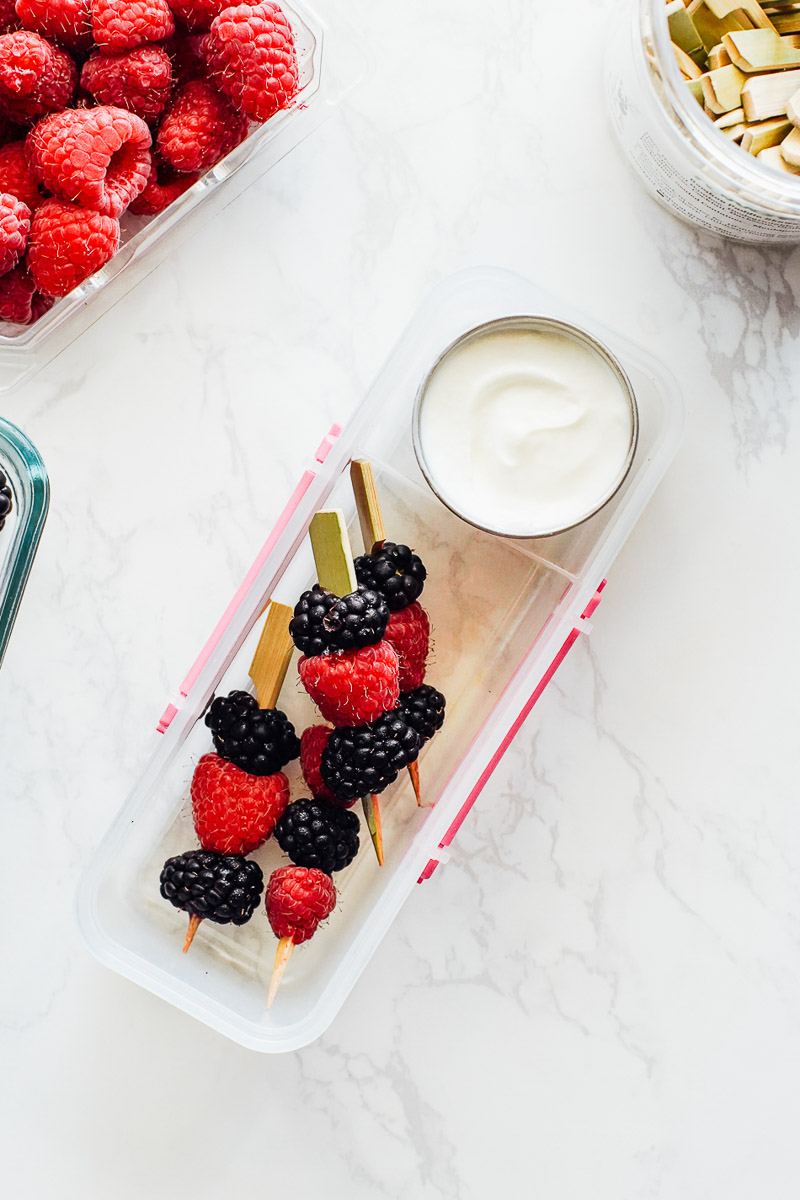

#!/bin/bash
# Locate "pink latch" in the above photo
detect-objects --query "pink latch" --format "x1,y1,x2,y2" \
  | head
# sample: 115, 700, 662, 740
417, 581, 607, 883
314, 423, 343, 464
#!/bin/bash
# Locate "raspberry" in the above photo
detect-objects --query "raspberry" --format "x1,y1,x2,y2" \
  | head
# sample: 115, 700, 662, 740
298, 641, 400, 728
28, 105, 151, 217
91, 0, 173, 53
27, 198, 119, 296
169, 0, 257, 32
0, 261, 34, 319
0, 189, 28, 272
0, 0, 20, 34
191, 751, 290, 855
202, 2, 298, 123
128, 156, 197, 214
0, 30, 76, 121
15, 0, 93, 51
163, 30, 205, 91
81, 45, 172, 121
300, 723, 356, 808
0, 139, 44, 208
156, 78, 247, 172
384, 601, 430, 692
265, 865, 336, 945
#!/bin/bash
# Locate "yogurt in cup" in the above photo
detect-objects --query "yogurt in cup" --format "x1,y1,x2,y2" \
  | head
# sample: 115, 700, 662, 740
412, 316, 639, 538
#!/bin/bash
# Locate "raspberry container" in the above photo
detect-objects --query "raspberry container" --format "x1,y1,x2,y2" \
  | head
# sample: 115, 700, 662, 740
77, 267, 684, 1052
0, 416, 49, 664
0, 0, 365, 395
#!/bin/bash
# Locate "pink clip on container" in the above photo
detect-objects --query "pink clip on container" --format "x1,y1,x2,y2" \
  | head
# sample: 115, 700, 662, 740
0, 0, 366, 395
78, 267, 684, 1052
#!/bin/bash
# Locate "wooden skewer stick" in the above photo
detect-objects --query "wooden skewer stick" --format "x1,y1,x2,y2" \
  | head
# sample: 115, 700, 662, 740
310, 508, 385, 864
408, 760, 422, 807
249, 600, 294, 709
183, 913, 202, 953
740, 115, 792, 151
742, 66, 800, 117
267, 936, 295, 1008
723, 28, 800, 71
350, 459, 386, 553
362, 795, 384, 867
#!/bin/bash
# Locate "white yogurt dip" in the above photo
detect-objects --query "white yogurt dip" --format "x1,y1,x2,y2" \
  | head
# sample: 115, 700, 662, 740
414, 318, 636, 537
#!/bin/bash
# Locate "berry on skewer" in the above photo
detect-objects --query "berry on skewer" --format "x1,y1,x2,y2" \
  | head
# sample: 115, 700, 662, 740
290, 509, 401, 863
266, 866, 336, 1008
300, 724, 357, 808
350, 460, 440, 804
159, 850, 264, 952
192, 600, 300, 855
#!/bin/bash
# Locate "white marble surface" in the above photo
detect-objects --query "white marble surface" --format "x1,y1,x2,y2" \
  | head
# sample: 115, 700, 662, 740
3, 0, 800, 1195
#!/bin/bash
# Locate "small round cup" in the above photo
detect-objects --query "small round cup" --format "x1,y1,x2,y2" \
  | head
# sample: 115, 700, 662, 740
412, 315, 640, 539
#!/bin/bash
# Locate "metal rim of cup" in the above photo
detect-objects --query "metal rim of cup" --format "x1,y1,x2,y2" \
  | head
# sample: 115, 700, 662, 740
411, 314, 640, 540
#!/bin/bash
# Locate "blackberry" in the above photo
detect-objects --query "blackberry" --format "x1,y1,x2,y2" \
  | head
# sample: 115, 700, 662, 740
289, 583, 388, 656
205, 689, 300, 776
274, 798, 360, 873
0, 468, 11, 532
354, 542, 427, 612
159, 850, 264, 926
400, 686, 446, 743
321, 709, 421, 802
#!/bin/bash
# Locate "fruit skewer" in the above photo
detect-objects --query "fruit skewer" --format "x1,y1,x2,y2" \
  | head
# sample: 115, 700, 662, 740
350, 460, 443, 806
160, 600, 300, 952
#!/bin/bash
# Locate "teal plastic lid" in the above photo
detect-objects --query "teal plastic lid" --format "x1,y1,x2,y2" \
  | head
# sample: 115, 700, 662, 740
0, 417, 48, 665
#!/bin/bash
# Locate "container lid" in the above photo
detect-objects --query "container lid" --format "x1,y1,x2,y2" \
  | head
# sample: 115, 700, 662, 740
0, 417, 49, 665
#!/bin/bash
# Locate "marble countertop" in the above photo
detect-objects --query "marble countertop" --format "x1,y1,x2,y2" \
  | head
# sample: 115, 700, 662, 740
4, 0, 800, 1195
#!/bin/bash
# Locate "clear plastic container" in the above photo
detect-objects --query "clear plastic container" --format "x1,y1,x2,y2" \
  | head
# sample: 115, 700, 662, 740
606, 1, 800, 243
77, 267, 685, 1052
0, 0, 366, 395
0, 417, 49, 664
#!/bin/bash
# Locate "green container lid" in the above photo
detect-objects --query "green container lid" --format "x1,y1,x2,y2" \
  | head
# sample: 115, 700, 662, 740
0, 417, 48, 666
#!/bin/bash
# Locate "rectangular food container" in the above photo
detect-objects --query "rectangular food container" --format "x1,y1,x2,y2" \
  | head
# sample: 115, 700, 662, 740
0, 0, 366, 395
78, 267, 684, 1052
0, 417, 49, 664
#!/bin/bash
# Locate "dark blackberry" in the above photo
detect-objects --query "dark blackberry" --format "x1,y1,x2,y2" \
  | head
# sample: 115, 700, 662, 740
400, 686, 446, 744
274, 798, 360, 873
205, 689, 300, 777
159, 850, 264, 925
354, 543, 427, 612
289, 583, 388, 656
0, 468, 11, 532
321, 710, 421, 802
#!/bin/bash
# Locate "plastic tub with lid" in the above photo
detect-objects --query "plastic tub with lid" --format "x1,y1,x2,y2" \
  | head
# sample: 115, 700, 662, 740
77, 267, 685, 1052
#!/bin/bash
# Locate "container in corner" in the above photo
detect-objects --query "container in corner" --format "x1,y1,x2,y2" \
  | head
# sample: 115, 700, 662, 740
78, 267, 685, 1052
0, 417, 49, 665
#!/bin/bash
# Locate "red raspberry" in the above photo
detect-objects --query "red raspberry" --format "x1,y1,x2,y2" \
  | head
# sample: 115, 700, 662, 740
0, 261, 33, 319
0, 30, 75, 121
265, 865, 336, 945
91, 0, 173, 53
384, 602, 430, 692
0, 188, 28, 272
190, 751, 289, 855
202, 2, 298, 123
298, 641, 400, 728
128, 156, 197, 213
162, 30, 204, 91
0, 0, 20, 34
27, 197, 119, 296
300, 724, 357, 808
169, 0, 257, 32
0, 139, 43, 208
28, 105, 151, 217
156, 78, 246, 172
81, 46, 172, 121
15, 0, 93, 51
